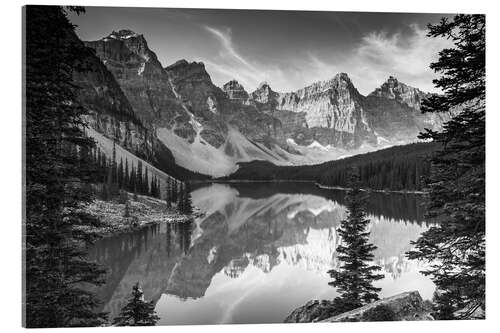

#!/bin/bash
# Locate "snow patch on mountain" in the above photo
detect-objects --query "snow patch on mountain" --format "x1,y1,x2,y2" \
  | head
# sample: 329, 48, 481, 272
280, 139, 349, 165
307, 140, 329, 150
157, 127, 237, 177
137, 62, 145, 75
207, 246, 218, 264
156, 126, 296, 177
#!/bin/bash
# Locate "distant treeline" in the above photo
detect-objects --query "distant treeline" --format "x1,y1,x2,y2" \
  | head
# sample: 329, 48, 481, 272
225, 142, 441, 191
85, 142, 162, 200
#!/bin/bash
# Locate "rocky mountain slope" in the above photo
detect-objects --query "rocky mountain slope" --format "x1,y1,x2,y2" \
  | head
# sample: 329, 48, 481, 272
84, 30, 185, 126
70, 28, 203, 185
273, 73, 376, 149
80, 29, 452, 178
364, 76, 450, 142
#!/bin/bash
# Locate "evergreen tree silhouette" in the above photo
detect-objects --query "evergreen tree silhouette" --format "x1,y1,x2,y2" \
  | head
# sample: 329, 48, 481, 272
117, 158, 124, 189
25, 5, 107, 327
181, 183, 193, 215
328, 171, 384, 314
407, 14, 485, 319
112, 283, 160, 326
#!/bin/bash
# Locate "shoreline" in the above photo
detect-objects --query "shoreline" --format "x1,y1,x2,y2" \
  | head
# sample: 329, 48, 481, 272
198, 179, 427, 195
87, 215, 192, 238
209, 179, 316, 184
81, 193, 193, 238
315, 183, 427, 195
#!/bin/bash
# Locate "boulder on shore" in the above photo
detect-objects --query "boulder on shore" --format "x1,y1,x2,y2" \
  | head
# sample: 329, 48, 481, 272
284, 291, 433, 323
284, 300, 337, 323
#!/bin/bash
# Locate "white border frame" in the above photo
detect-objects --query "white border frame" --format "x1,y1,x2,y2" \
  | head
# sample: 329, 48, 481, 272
3, 0, 498, 332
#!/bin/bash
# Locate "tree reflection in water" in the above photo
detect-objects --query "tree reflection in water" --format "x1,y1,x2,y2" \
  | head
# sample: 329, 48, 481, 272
87, 182, 434, 324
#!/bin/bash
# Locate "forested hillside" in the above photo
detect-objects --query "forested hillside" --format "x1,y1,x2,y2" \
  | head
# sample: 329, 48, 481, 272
225, 142, 440, 191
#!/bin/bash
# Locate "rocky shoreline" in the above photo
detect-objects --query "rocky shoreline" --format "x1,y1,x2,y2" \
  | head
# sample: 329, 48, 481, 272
315, 183, 427, 195
284, 291, 433, 323
80, 193, 193, 237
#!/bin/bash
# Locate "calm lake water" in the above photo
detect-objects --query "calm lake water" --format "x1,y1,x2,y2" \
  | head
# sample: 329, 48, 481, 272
87, 182, 435, 325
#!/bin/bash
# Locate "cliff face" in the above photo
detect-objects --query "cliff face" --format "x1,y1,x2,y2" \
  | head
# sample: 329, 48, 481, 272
252, 82, 280, 106
272, 73, 376, 148
278, 74, 366, 131
72, 30, 153, 158
84, 30, 187, 133
369, 76, 428, 109
364, 76, 451, 142
223, 80, 249, 101
165, 59, 229, 147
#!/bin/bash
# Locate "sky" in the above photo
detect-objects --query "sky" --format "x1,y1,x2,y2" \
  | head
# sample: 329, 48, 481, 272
69, 7, 455, 95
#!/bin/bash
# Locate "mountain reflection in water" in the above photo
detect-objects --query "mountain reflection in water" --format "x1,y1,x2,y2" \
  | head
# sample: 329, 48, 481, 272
87, 182, 435, 325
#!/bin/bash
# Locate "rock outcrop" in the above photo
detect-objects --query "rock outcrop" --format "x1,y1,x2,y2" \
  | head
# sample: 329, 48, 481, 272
364, 76, 451, 142
284, 300, 338, 323
322, 291, 433, 322
284, 291, 433, 323
278, 74, 366, 130
369, 76, 429, 110
223, 80, 249, 100
277, 74, 376, 148
85, 30, 187, 132
251, 82, 279, 108
165, 59, 229, 147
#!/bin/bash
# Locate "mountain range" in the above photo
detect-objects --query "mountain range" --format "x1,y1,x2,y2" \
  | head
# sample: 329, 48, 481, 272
73, 29, 450, 179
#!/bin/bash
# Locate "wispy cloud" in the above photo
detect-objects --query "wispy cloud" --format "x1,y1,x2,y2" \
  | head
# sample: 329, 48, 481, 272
201, 25, 278, 91
203, 26, 257, 71
201, 23, 451, 95
348, 23, 452, 93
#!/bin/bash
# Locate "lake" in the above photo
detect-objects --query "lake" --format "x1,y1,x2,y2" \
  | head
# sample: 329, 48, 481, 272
87, 182, 435, 325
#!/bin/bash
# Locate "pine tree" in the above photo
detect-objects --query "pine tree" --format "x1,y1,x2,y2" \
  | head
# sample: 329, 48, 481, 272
25, 5, 107, 327
124, 199, 131, 218
177, 183, 193, 215
166, 224, 172, 256
150, 176, 155, 197
124, 159, 129, 190
177, 183, 184, 213
117, 158, 124, 189
92, 148, 99, 182
166, 178, 173, 204
166, 178, 172, 209
407, 14, 485, 320
180, 183, 193, 215
150, 175, 160, 198
129, 165, 136, 194
96, 149, 103, 182
328, 171, 384, 314
111, 140, 117, 183
171, 180, 178, 204
155, 177, 161, 198
136, 161, 143, 194
143, 167, 149, 195
112, 283, 160, 326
